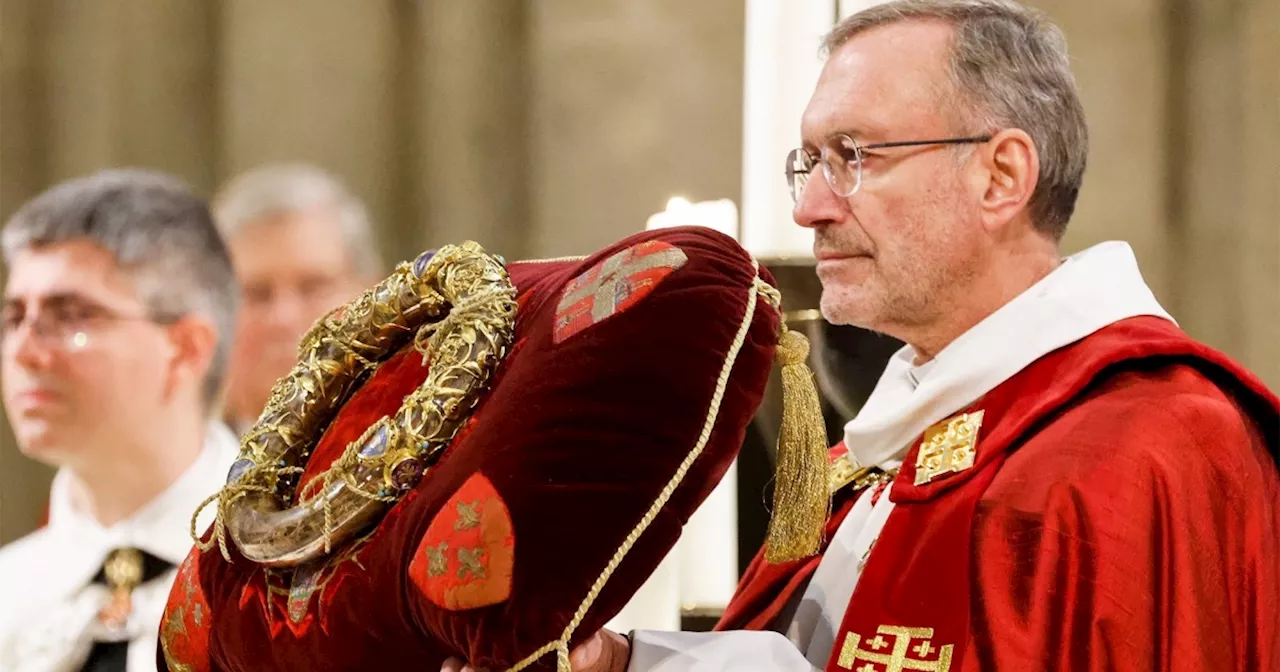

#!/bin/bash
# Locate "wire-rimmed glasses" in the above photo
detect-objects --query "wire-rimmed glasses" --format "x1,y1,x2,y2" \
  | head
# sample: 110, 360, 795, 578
785, 133, 993, 202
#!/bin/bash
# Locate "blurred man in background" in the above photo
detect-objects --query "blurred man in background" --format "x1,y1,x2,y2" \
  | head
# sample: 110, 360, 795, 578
0, 169, 240, 672
212, 163, 383, 435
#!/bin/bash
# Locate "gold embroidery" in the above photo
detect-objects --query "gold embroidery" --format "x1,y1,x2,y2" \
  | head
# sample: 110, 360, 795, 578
857, 540, 876, 573
914, 410, 984, 486
160, 605, 195, 672
426, 542, 449, 577
457, 547, 486, 579
829, 454, 858, 492
454, 500, 482, 531
836, 625, 953, 671
830, 454, 901, 495
837, 632, 861, 668
160, 561, 198, 672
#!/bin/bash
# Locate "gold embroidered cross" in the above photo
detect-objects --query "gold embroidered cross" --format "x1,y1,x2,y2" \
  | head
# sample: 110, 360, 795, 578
426, 542, 449, 577
556, 244, 688, 322
454, 500, 482, 531
457, 547, 486, 579
914, 410, 984, 486
836, 625, 953, 671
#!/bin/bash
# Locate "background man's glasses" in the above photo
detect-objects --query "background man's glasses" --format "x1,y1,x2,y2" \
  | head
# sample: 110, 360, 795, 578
1, 302, 171, 353
785, 133, 992, 202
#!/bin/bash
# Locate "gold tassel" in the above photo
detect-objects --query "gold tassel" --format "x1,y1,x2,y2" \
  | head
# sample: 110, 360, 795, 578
765, 325, 831, 564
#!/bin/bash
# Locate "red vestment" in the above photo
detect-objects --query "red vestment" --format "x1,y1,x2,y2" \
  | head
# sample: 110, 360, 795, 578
718, 316, 1280, 671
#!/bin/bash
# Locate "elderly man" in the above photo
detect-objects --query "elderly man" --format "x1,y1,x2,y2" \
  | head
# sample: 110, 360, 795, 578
211, 163, 383, 435
0, 170, 240, 672
448, 0, 1279, 670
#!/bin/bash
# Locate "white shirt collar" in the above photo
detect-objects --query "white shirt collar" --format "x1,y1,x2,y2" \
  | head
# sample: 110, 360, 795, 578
44, 421, 240, 567
845, 241, 1174, 468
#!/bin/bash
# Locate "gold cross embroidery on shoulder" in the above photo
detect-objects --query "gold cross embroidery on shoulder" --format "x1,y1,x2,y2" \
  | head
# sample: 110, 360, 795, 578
914, 410, 984, 486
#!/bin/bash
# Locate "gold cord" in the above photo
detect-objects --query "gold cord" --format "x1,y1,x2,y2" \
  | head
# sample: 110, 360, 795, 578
504, 266, 769, 672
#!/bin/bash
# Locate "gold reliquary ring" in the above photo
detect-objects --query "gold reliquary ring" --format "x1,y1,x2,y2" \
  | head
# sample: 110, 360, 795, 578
206, 241, 518, 568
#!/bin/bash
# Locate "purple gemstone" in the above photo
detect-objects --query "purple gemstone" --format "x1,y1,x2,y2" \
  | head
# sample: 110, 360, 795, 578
227, 458, 254, 484
413, 250, 437, 277
390, 458, 424, 490
359, 424, 391, 458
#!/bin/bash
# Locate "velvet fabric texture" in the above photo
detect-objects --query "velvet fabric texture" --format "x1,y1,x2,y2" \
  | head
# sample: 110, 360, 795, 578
716, 316, 1280, 671
159, 227, 781, 671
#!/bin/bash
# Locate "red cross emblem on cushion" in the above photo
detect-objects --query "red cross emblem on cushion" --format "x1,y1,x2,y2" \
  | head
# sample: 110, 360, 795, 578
554, 240, 688, 343
409, 472, 515, 611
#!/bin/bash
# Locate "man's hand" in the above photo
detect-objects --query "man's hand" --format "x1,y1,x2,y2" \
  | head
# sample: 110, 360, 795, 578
440, 629, 631, 672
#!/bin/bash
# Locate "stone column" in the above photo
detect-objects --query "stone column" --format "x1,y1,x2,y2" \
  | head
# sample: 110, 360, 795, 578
525, 0, 746, 258
405, 1, 531, 260
1031, 0, 1175, 303
218, 0, 401, 261
1235, 0, 1278, 388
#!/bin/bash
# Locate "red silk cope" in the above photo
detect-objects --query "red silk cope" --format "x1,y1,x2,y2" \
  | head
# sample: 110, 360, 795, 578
718, 316, 1280, 671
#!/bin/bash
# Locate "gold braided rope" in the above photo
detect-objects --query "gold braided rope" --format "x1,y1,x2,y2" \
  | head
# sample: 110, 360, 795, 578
191, 242, 517, 567
505, 263, 774, 672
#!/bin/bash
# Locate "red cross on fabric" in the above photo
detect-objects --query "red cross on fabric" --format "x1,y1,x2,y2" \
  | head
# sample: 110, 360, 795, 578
553, 240, 688, 343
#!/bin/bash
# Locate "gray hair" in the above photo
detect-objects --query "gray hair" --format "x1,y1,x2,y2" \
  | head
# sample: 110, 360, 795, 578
825, 0, 1088, 239
1, 168, 240, 405
212, 163, 383, 276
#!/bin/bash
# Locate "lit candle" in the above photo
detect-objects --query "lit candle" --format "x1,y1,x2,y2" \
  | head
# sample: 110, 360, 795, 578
645, 197, 740, 241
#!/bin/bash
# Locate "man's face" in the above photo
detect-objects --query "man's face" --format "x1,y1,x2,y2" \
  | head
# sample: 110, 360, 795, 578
224, 207, 367, 424
795, 20, 990, 336
1, 240, 177, 465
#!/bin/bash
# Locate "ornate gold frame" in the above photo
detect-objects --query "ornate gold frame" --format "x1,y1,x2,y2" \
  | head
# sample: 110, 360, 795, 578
194, 241, 517, 567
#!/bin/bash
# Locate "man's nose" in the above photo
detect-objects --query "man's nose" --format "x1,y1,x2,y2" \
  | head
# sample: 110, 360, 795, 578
792, 171, 846, 230
262, 291, 310, 329
5, 319, 57, 370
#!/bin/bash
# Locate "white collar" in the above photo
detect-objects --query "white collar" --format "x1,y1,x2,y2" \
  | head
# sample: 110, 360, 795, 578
45, 421, 239, 568
845, 241, 1174, 468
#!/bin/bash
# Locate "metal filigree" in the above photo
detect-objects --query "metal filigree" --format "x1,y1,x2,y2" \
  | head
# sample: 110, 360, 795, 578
193, 241, 517, 567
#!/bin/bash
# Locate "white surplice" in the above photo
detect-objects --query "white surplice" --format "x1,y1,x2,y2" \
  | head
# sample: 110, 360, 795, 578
0, 422, 238, 672
627, 241, 1174, 671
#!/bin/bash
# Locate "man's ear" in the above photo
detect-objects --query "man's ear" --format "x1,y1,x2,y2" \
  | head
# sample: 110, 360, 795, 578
163, 314, 219, 402
976, 128, 1039, 234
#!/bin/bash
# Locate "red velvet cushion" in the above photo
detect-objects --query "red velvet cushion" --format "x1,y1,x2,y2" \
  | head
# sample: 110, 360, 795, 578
160, 227, 780, 671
